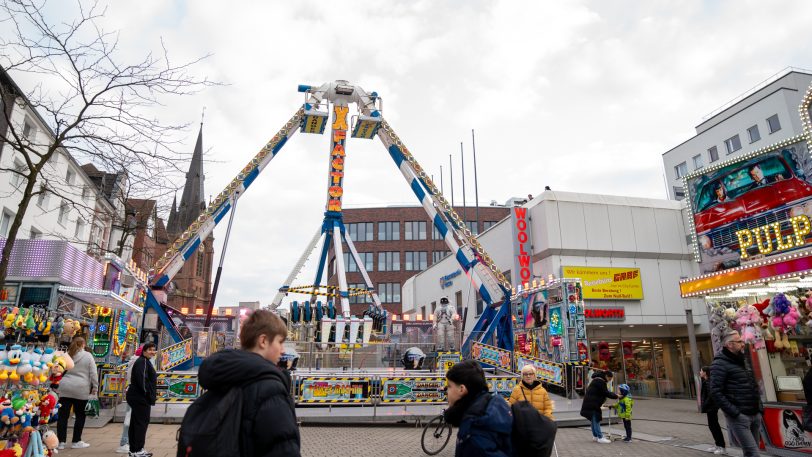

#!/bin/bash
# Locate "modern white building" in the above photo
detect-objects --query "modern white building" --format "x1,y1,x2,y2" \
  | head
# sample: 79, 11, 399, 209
0, 67, 116, 258
663, 68, 812, 200
402, 190, 706, 398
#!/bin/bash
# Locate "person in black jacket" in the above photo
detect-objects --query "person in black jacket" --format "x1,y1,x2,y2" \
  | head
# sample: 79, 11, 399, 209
580, 370, 618, 444
126, 342, 158, 457
700, 366, 726, 454
197, 309, 300, 457
710, 330, 762, 457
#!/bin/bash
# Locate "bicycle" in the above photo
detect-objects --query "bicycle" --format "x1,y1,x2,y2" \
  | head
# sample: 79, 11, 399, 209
421, 413, 453, 455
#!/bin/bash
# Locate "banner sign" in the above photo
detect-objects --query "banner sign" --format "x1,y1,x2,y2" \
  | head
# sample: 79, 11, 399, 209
584, 307, 626, 320
436, 352, 461, 373
515, 354, 565, 387
159, 338, 193, 371
487, 377, 518, 399
762, 405, 812, 452
510, 206, 534, 286
472, 342, 513, 371
685, 139, 812, 274
381, 377, 446, 403
99, 370, 126, 398
562, 266, 643, 300
156, 372, 200, 403
299, 377, 371, 404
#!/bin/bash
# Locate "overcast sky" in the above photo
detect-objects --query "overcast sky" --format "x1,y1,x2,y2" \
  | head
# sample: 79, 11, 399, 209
8, 1, 812, 310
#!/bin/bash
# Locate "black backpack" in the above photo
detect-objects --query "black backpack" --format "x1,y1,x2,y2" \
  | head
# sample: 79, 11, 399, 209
511, 387, 557, 457
176, 376, 270, 457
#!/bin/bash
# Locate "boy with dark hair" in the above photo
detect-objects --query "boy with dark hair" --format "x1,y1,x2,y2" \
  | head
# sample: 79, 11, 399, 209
195, 309, 300, 456
444, 360, 512, 457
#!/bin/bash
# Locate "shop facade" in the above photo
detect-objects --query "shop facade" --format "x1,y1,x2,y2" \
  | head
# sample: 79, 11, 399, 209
678, 83, 812, 455
402, 190, 706, 398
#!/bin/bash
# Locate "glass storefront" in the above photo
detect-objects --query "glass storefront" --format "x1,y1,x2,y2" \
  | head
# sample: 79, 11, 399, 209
589, 333, 713, 399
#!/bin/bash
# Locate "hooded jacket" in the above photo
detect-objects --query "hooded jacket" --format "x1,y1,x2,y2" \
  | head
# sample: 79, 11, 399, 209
710, 348, 762, 417
580, 372, 618, 421
126, 355, 157, 406
57, 350, 99, 400
198, 349, 300, 457
449, 391, 512, 457
509, 381, 554, 420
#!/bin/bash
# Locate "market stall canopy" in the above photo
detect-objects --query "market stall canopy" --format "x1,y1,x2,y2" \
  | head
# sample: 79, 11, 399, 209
57, 286, 142, 313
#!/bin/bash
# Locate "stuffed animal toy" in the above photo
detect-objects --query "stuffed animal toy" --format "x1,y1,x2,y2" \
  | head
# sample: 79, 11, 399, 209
736, 305, 764, 348
36, 394, 56, 425
768, 293, 798, 349
5, 345, 22, 384
0, 397, 14, 436
48, 352, 73, 389
709, 305, 730, 354
622, 341, 633, 359
52, 315, 64, 338
598, 341, 611, 361
42, 430, 58, 453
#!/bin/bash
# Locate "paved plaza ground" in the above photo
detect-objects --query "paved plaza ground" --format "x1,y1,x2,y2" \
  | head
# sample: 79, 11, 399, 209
55, 398, 765, 457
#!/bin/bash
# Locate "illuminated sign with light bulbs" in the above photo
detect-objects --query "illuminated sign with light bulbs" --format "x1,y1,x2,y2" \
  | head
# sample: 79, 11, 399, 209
326, 104, 348, 213
736, 214, 812, 259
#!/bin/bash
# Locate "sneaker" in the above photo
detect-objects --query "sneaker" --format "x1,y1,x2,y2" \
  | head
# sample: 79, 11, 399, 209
597, 437, 612, 444
592, 436, 598, 442
116, 444, 130, 453
129, 451, 153, 457
57, 443, 65, 450
71, 441, 91, 449
714, 448, 726, 455
623, 437, 632, 442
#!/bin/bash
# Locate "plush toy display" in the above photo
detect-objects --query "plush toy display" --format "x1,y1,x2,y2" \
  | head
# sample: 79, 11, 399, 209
597, 341, 611, 361
735, 305, 764, 349
622, 341, 633, 359
709, 305, 730, 354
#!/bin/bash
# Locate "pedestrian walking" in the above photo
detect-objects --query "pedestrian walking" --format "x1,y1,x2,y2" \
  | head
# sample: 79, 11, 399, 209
579, 370, 618, 444
127, 342, 158, 457
509, 365, 554, 419
803, 367, 812, 431
700, 366, 726, 454
56, 336, 99, 450
444, 360, 512, 457
116, 345, 143, 454
614, 384, 633, 442
710, 330, 762, 457
184, 309, 301, 456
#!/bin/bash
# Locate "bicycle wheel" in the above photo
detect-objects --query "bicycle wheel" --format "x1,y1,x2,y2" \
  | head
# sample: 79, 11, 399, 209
421, 415, 453, 455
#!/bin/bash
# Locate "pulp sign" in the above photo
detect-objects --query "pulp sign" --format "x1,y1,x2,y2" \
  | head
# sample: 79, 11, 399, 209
511, 206, 533, 285
327, 105, 348, 212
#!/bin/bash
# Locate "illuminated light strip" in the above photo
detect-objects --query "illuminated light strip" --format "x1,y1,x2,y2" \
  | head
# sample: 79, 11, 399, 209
152, 109, 305, 286
679, 252, 812, 297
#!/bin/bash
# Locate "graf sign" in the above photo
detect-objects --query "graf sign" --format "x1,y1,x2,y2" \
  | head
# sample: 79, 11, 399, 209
471, 342, 513, 371
159, 338, 193, 370
299, 377, 371, 404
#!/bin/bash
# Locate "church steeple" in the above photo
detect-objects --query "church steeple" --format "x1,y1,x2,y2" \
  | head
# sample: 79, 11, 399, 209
169, 122, 206, 237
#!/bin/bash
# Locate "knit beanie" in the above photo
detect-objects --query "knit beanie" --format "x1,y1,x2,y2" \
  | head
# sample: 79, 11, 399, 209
446, 360, 488, 397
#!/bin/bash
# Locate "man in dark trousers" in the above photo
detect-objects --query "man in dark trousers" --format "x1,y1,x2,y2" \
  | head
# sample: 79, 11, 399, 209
127, 342, 158, 457
196, 309, 300, 456
710, 330, 762, 457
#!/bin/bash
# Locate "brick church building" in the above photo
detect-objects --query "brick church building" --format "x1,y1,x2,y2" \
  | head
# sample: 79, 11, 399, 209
166, 124, 215, 314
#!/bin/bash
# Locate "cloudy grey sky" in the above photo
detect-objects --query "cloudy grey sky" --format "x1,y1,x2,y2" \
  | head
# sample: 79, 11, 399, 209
9, 1, 812, 309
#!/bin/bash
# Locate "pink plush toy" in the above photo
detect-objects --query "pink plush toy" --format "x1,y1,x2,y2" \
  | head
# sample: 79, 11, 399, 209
736, 305, 764, 348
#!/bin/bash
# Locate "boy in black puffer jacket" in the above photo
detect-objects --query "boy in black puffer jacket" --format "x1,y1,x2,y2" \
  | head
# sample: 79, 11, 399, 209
196, 310, 300, 457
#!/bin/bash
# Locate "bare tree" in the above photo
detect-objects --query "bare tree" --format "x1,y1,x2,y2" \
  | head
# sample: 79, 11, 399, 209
0, 0, 214, 289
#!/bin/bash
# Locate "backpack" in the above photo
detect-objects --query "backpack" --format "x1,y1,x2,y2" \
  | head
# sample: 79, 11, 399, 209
176, 376, 272, 457
511, 387, 557, 457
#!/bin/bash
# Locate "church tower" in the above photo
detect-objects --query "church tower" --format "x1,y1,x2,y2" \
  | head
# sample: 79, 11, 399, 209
166, 123, 215, 315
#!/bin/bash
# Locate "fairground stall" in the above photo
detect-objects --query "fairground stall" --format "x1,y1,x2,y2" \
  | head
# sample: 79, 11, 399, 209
680, 84, 812, 456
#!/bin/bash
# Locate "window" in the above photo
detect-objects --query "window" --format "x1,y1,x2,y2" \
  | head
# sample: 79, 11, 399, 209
1, 210, 14, 237
378, 251, 400, 271
724, 135, 742, 154
692, 154, 703, 170
57, 201, 69, 226
674, 162, 688, 179
74, 218, 85, 238
378, 221, 399, 241
404, 251, 428, 271
404, 221, 427, 240
29, 227, 42, 239
81, 186, 90, 200
432, 225, 444, 240
708, 146, 719, 163
22, 120, 34, 140
432, 250, 450, 264
36, 185, 50, 209
147, 214, 155, 239
196, 251, 205, 276
673, 186, 685, 201
65, 168, 75, 185
464, 221, 479, 235
377, 283, 401, 303
747, 125, 761, 143
348, 283, 371, 304
347, 222, 374, 242
11, 159, 26, 188
483, 221, 498, 231
767, 114, 781, 133
343, 252, 373, 273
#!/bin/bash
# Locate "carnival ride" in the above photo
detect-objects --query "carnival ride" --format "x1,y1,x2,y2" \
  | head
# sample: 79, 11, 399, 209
142, 81, 515, 366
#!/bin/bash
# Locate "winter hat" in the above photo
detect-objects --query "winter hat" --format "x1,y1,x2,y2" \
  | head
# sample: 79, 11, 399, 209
446, 360, 488, 397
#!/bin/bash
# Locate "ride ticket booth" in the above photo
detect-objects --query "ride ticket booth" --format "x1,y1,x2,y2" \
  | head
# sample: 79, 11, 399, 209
680, 90, 812, 455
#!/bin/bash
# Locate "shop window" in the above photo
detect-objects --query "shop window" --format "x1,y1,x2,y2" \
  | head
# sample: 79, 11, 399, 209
623, 339, 658, 397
